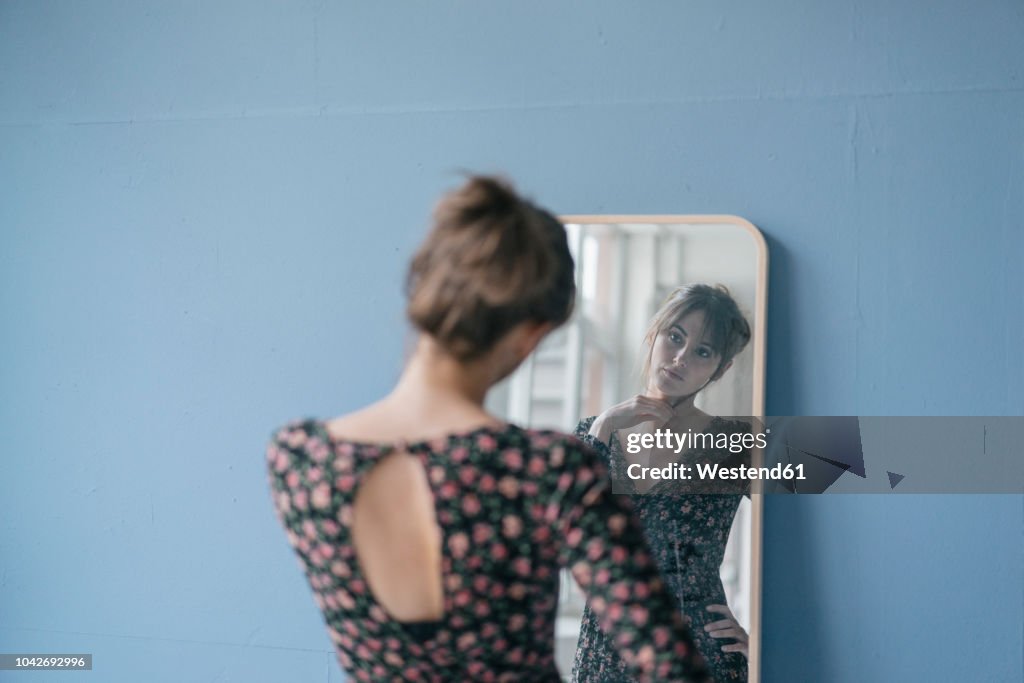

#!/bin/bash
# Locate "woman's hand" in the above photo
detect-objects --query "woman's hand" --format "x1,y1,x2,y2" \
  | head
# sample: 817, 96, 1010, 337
704, 604, 749, 658
588, 395, 675, 443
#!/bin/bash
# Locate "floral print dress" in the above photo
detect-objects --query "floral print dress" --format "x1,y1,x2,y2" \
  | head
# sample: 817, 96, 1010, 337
267, 419, 711, 683
571, 416, 750, 683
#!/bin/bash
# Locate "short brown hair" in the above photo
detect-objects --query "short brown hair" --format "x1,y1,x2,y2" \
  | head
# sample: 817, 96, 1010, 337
406, 175, 576, 360
641, 283, 751, 387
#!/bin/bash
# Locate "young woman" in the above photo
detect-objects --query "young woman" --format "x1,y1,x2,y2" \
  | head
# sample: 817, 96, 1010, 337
266, 176, 711, 682
572, 284, 753, 682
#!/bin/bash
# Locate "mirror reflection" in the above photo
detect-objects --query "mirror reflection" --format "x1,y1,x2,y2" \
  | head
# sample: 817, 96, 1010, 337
486, 217, 767, 681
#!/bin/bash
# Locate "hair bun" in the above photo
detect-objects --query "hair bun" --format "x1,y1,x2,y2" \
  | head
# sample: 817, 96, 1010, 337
443, 175, 520, 224
405, 175, 576, 360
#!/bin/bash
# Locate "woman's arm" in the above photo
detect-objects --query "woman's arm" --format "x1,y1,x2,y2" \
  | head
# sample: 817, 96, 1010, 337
573, 416, 633, 493
553, 439, 711, 683
573, 416, 614, 460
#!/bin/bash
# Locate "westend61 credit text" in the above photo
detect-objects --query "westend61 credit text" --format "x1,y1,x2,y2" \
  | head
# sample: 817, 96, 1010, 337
626, 461, 806, 482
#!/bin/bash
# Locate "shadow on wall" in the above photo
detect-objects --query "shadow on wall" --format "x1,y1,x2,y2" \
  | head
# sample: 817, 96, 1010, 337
759, 232, 833, 681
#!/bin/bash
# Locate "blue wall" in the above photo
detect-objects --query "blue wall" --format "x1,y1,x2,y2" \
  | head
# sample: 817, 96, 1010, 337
2, 2, 1021, 681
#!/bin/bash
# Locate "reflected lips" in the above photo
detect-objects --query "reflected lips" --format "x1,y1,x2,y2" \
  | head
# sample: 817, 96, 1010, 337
662, 367, 684, 382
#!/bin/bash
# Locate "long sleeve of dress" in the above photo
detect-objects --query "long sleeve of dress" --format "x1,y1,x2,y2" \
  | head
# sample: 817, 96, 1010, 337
552, 436, 711, 683
572, 416, 636, 495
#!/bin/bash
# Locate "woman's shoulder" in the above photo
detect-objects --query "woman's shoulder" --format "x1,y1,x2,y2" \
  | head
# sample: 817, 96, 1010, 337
516, 424, 597, 456
266, 418, 335, 469
268, 418, 323, 451
267, 417, 602, 471
502, 424, 608, 475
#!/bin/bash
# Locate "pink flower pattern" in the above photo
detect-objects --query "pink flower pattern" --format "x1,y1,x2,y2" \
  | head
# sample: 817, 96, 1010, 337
267, 419, 710, 682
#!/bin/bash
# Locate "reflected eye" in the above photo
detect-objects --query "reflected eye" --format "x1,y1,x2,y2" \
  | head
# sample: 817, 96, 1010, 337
668, 332, 683, 344
697, 347, 713, 359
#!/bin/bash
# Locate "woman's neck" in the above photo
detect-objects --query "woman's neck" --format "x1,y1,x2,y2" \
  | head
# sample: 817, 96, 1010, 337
390, 338, 491, 409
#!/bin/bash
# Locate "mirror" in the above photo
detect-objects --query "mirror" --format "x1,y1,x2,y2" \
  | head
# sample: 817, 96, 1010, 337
486, 216, 768, 682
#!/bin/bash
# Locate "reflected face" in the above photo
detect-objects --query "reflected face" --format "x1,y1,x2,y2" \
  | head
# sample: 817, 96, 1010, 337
648, 310, 723, 400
